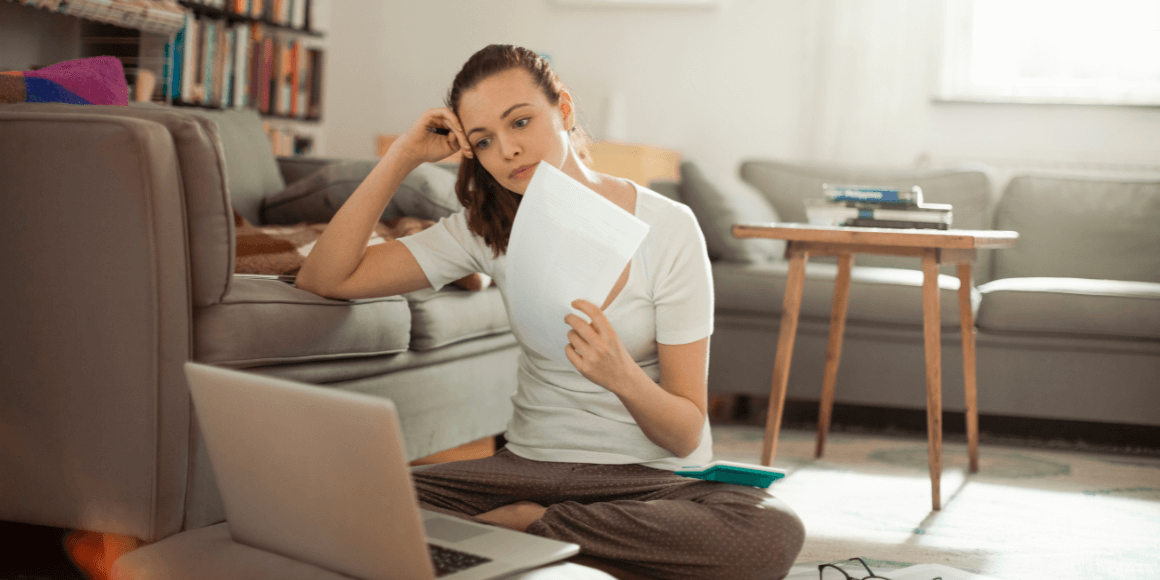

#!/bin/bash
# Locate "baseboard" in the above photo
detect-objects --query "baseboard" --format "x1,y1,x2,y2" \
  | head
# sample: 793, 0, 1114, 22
711, 395, 1160, 456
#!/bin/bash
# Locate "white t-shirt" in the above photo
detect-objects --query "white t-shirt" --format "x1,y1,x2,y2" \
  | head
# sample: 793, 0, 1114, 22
399, 182, 714, 470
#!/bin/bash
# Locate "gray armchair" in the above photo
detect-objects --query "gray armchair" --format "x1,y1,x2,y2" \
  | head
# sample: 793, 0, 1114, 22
0, 102, 518, 545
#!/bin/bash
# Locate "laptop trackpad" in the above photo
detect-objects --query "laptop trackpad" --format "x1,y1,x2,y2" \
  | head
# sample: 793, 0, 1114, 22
425, 517, 496, 543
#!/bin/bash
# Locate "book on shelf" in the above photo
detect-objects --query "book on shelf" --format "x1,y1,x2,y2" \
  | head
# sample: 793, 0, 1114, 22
248, 23, 263, 109
297, 41, 312, 118
191, 17, 206, 103
259, 36, 274, 113
291, 0, 308, 29
201, 18, 215, 105
220, 25, 235, 107
288, 41, 300, 116
161, 35, 173, 101
307, 47, 323, 118
212, 21, 229, 106
231, 22, 249, 109
279, 38, 293, 116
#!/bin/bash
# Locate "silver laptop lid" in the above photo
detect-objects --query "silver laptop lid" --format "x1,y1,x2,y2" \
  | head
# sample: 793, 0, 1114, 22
184, 362, 436, 580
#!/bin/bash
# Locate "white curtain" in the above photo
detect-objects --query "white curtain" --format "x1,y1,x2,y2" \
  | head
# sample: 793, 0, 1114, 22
796, 0, 942, 167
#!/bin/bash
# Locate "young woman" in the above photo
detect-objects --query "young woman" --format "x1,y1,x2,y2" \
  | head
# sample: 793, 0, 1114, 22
296, 44, 804, 580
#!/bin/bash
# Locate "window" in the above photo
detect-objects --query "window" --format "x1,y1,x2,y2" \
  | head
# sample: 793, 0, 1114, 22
939, 0, 1160, 105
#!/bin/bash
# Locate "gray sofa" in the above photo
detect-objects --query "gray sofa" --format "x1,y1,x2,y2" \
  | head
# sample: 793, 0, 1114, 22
656, 160, 1160, 432
0, 102, 518, 544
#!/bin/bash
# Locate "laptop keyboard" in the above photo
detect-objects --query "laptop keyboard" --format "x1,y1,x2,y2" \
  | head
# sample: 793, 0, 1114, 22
427, 543, 492, 577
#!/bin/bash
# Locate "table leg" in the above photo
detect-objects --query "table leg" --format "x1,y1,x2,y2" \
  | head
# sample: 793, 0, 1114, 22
816, 253, 853, 458
957, 263, 980, 473
761, 246, 809, 468
921, 251, 943, 511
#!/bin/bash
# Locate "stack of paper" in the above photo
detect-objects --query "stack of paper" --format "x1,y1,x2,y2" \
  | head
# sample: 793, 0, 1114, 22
505, 161, 649, 367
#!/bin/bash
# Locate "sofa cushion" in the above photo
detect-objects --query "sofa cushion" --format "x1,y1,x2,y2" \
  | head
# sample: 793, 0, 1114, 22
177, 105, 286, 226
977, 277, 1160, 340
679, 161, 785, 264
739, 160, 996, 280
262, 161, 461, 225
402, 285, 511, 351
712, 261, 979, 328
194, 278, 411, 367
992, 175, 1160, 283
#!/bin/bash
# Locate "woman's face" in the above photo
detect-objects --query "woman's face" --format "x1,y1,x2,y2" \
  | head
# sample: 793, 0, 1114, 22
456, 67, 572, 195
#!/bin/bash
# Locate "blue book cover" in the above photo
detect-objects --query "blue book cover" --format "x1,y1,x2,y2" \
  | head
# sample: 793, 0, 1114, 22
825, 184, 921, 205
171, 15, 187, 102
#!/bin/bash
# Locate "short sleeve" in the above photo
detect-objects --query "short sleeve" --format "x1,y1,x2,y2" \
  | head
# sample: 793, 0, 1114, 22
653, 204, 714, 345
398, 211, 486, 291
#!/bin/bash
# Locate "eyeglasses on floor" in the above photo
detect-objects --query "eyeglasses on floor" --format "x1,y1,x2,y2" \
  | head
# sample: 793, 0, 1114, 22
819, 557, 942, 580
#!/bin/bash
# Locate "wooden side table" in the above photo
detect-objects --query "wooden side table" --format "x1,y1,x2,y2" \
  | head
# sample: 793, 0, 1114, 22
731, 223, 1018, 511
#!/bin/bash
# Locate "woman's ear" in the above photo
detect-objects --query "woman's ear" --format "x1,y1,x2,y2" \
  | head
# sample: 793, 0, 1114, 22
558, 90, 575, 131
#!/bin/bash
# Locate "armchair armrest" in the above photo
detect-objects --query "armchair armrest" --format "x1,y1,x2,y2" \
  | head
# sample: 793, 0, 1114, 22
0, 112, 192, 542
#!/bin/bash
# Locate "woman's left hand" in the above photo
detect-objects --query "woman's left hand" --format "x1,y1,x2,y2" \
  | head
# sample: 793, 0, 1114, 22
564, 299, 634, 392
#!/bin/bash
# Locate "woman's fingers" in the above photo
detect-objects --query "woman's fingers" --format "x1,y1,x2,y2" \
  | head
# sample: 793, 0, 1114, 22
566, 330, 585, 355
565, 313, 599, 345
437, 109, 472, 159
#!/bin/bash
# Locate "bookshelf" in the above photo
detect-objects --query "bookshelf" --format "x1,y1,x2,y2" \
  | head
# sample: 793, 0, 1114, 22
169, 0, 327, 156
5, 0, 327, 156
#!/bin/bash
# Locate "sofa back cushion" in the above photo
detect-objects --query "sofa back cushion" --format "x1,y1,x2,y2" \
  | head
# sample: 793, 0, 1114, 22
178, 106, 285, 225
679, 161, 785, 264
262, 160, 462, 225
992, 175, 1160, 283
739, 159, 997, 280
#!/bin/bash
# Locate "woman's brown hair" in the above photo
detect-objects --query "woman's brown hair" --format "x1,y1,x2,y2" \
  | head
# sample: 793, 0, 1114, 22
446, 44, 593, 258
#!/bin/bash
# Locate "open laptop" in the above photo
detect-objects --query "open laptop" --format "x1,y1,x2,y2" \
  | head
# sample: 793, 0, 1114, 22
184, 362, 580, 580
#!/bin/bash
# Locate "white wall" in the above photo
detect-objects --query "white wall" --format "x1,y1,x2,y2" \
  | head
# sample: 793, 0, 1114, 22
321, 0, 1160, 201
321, 0, 809, 197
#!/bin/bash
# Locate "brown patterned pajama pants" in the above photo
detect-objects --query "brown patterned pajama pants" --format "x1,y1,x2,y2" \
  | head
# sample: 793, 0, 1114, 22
412, 447, 805, 580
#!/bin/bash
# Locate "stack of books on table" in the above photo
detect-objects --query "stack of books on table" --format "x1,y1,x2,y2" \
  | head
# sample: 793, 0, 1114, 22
804, 184, 953, 230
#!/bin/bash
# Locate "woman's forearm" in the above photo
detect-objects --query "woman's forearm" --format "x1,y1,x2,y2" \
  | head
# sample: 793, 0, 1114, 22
296, 150, 417, 294
611, 366, 705, 458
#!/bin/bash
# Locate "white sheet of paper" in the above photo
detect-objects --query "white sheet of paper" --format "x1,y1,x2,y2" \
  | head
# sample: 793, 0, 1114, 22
506, 161, 650, 367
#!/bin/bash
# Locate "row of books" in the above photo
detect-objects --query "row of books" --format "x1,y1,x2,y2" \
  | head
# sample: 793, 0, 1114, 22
165, 13, 323, 118
182, 0, 313, 30
805, 185, 953, 230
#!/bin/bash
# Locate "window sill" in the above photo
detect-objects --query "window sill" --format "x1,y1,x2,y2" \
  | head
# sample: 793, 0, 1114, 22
932, 97, 1160, 109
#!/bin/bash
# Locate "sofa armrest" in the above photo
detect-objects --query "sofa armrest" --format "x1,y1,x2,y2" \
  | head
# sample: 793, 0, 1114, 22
0, 112, 193, 542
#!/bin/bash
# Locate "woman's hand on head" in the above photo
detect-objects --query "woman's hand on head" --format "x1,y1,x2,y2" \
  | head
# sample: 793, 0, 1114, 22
564, 299, 635, 393
390, 107, 473, 167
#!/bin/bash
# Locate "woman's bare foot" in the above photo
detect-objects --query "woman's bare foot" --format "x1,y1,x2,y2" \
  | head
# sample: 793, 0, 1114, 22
475, 500, 549, 532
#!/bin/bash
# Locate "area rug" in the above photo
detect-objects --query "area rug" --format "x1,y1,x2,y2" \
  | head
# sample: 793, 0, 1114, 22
710, 424, 1160, 579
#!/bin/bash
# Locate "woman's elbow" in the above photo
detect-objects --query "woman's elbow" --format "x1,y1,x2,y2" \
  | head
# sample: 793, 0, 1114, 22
677, 430, 704, 459
294, 270, 332, 297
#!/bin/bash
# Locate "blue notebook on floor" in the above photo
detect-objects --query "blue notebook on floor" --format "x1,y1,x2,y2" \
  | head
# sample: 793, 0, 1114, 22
675, 460, 787, 488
